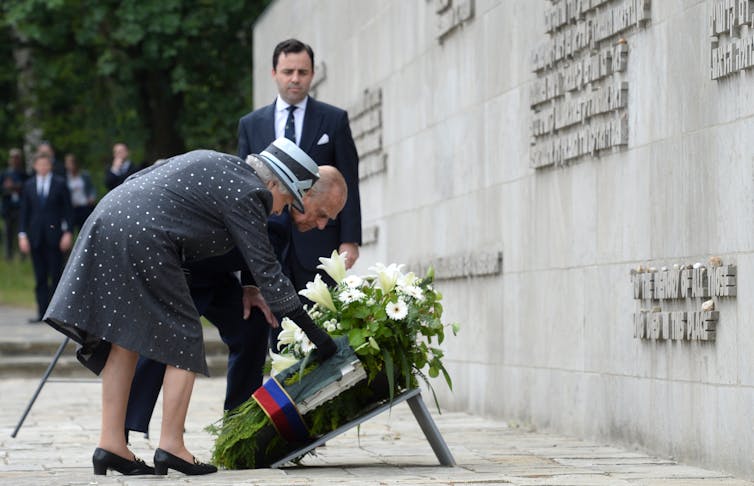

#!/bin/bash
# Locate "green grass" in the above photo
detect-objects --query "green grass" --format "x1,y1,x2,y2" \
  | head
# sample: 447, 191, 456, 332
0, 256, 36, 308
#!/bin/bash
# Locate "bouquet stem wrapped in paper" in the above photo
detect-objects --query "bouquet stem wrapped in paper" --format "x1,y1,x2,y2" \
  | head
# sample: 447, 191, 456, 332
207, 252, 460, 469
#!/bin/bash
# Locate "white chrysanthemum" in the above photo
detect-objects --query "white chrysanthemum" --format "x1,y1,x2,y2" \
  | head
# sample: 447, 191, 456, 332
385, 299, 408, 320
399, 284, 424, 301
324, 319, 339, 332
337, 288, 366, 304
343, 275, 364, 288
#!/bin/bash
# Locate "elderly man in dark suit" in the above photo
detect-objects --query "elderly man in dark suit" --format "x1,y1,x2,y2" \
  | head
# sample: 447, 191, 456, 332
18, 152, 73, 322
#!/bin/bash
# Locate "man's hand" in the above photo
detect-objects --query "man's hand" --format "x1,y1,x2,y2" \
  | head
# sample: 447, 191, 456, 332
111, 157, 124, 174
18, 235, 29, 254
59, 232, 73, 252
243, 286, 278, 328
339, 242, 360, 270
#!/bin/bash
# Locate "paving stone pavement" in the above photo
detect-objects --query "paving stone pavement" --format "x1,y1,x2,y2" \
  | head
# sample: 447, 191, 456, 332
1, 305, 753, 485
4, 378, 754, 486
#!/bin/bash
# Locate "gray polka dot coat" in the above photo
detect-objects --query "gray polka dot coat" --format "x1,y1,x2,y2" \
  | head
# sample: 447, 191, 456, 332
44, 150, 300, 376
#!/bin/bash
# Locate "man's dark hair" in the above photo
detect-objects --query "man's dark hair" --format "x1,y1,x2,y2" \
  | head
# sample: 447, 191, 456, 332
272, 39, 314, 70
34, 152, 52, 163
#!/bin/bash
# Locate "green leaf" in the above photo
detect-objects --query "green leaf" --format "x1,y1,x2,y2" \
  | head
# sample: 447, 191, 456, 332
440, 365, 453, 390
381, 348, 395, 402
348, 328, 365, 349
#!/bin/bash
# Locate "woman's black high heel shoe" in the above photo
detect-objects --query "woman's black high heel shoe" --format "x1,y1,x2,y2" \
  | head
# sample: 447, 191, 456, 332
92, 447, 155, 475
153, 448, 217, 475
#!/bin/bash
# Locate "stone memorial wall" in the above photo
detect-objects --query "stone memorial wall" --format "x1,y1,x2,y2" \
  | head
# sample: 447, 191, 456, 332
709, 0, 754, 79
253, 0, 754, 478
530, 0, 650, 168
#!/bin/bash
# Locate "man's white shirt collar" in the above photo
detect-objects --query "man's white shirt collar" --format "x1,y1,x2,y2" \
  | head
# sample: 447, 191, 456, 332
275, 95, 308, 113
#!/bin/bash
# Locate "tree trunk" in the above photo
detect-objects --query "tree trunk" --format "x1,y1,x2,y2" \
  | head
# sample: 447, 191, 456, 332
138, 68, 185, 164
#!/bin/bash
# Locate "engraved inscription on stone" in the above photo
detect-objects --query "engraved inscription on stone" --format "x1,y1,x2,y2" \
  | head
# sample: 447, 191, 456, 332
413, 250, 502, 281
530, 0, 650, 169
347, 88, 387, 180
630, 260, 736, 342
432, 0, 475, 42
709, 0, 754, 79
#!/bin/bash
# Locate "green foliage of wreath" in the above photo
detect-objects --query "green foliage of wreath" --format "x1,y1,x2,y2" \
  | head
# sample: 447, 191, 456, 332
207, 261, 459, 469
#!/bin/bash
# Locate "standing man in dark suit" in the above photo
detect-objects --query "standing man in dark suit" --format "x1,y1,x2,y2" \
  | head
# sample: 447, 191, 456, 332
238, 39, 362, 289
18, 152, 73, 322
105, 142, 139, 191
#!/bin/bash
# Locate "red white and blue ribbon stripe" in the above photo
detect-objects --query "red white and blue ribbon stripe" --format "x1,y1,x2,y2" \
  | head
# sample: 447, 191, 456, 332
252, 377, 309, 442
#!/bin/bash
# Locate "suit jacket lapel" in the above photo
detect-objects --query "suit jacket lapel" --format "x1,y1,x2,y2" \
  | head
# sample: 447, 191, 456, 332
258, 103, 276, 150
300, 98, 324, 154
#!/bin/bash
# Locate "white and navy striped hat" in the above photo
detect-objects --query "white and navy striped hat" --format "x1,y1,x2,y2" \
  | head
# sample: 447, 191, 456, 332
253, 137, 319, 213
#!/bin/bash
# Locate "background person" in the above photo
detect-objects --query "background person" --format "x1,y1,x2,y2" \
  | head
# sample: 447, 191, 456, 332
64, 153, 97, 233
105, 142, 139, 191
238, 38, 362, 351
238, 38, 362, 286
36, 141, 65, 177
18, 153, 73, 322
1, 148, 29, 260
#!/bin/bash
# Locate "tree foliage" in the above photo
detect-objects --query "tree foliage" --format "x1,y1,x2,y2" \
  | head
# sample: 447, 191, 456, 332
0, 0, 270, 170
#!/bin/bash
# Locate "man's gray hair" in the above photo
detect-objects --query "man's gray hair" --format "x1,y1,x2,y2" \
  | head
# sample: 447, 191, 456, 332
246, 154, 290, 196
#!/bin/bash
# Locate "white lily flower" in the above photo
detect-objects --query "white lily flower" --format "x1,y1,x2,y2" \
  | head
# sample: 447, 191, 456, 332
299, 274, 337, 312
337, 288, 366, 304
316, 250, 347, 284
276, 317, 301, 350
397, 271, 418, 287
300, 336, 316, 354
270, 351, 299, 374
369, 262, 404, 294
385, 298, 408, 320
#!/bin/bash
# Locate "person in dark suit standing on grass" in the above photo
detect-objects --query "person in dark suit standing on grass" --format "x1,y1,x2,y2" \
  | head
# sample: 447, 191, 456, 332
105, 142, 139, 191
1, 148, 29, 260
18, 152, 73, 322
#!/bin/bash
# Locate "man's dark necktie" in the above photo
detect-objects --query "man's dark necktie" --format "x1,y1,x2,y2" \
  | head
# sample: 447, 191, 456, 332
37, 183, 46, 205
285, 105, 296, 143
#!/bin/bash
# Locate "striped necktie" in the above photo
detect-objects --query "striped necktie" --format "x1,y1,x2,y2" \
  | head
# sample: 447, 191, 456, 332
284, 105, 296, 143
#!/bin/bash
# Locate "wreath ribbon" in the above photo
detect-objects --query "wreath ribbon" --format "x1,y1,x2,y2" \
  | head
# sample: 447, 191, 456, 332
252, 377, 309, 442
